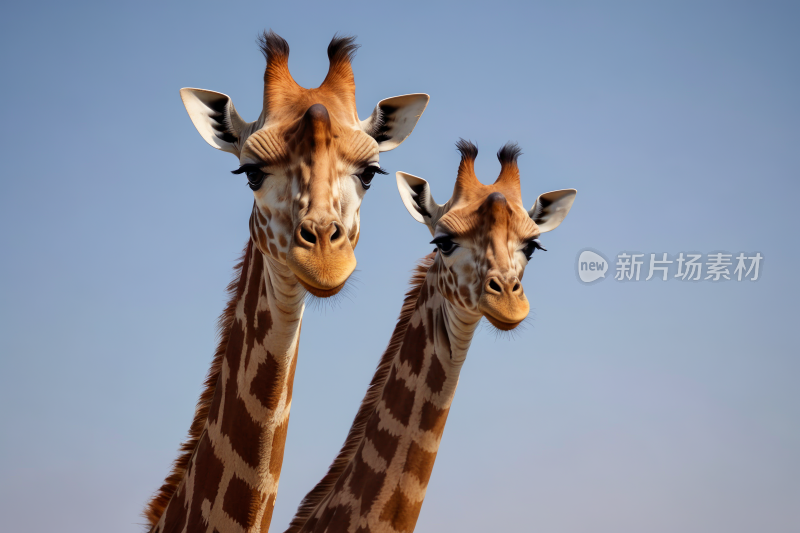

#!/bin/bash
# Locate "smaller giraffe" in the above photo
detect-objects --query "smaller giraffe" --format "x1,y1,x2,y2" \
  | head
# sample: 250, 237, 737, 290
283, 140, 576, 533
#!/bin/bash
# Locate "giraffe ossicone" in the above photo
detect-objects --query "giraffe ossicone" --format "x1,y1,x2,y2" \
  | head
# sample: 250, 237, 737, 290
284, 139, 575, 533
144, 31, 428, 533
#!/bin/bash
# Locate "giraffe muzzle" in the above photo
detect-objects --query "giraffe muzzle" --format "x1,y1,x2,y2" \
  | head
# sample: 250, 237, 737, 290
478, 275, 530, 330
286, 219, 357, 297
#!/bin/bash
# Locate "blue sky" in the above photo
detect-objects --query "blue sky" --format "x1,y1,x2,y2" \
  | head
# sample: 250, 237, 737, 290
1, 1, 798, 532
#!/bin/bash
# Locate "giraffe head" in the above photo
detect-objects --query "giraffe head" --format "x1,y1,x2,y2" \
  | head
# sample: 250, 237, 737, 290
180, 32, 429, 296
397, 140, 576, 330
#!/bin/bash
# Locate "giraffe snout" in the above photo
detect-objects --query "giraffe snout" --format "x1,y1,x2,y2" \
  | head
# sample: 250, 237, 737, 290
478, 273, 529, 331
484, 275, 523, 297
286, 218, 356, 297
296, 220, 345, 249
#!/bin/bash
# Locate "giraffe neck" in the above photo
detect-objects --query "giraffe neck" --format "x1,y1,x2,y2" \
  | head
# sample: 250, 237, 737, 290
152, 239, 305, 533
288, 253, 480, 533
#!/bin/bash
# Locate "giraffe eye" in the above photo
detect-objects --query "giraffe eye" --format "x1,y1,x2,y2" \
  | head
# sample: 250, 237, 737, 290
522, 239, 546, 260
357, 165, 388, 190
431, 235, 458, 256
245, 169, 266, 191
231, 164, 269, 191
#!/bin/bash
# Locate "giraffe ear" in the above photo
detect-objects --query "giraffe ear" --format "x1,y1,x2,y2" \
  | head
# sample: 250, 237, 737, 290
180, 88, 249, 156
397, 171, 442, 231
361, 94, 430, 152
528, 189, 577, 233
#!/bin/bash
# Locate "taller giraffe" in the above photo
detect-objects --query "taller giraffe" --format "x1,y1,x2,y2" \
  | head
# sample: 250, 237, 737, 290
144, 32, 429, 533
284, 140, 576, 533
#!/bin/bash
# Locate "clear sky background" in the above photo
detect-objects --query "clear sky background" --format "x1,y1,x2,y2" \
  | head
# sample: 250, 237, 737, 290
1, 1, 798, 532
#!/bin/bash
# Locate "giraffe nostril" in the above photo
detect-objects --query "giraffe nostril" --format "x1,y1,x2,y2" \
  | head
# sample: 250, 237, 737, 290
489, 279, 502, 293
512, 282, 520, 292
330, 224, 342, 242
300, 226, 317, 245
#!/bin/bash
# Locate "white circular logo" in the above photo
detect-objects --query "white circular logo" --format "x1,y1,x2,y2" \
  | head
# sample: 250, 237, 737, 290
577, 249, 609, 284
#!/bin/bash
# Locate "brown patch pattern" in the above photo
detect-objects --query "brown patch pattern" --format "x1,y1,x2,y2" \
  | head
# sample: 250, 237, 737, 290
365, 414, 399, 463
221, 374, 262, 468
348, 445, 388, 516
270, 416, 290, 477
425, 354, 447, 395
402, 440, 437, 486
383, 366, 415, 426
223, 474, 255, 528
185, 433, 225, 532
397, 321, 427, 375
418, 401, 448, 435
378, 487, 422, 533
251, 351, 282, 411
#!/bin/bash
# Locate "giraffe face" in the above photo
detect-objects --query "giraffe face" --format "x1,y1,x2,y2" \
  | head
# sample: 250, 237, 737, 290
397, 140, 577, 330
433, 191, 539, 329
179, 33, 429, 297
239, 105, 381, 296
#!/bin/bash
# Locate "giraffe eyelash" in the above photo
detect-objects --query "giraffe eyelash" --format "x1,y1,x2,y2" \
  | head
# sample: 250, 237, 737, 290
231, 164, 270, 191
431, 234, 458, 255
522, 239, 546, 260
357, 165, 388, 190
231, 163, 266, 175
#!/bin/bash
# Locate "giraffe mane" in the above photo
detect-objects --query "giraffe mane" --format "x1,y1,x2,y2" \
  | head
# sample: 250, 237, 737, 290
285, 251, 437, 533
142, 239, 252, 529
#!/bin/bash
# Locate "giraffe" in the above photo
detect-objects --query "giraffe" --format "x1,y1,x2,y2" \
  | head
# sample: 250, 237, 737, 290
144, 31, 429, 533
283, 140, 576, 533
